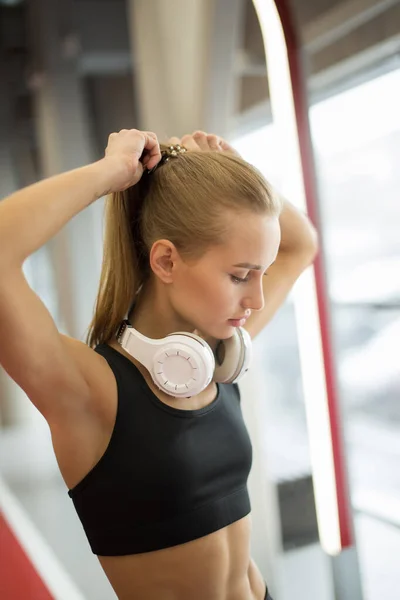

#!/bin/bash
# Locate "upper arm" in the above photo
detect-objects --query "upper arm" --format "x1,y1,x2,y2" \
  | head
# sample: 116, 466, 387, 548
0, 266, 93, 423
243, 249, 317, 340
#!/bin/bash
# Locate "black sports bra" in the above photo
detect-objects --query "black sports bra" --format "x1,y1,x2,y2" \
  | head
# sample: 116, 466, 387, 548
68, 343, 253, 556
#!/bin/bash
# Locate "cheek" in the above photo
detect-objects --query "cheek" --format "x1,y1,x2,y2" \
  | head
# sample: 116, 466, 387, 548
178, 266, 237, 311
200, 275, 234, 314
182, 272, 224, 307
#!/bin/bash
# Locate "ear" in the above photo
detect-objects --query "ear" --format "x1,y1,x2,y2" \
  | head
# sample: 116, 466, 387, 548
149, 239, 180, 283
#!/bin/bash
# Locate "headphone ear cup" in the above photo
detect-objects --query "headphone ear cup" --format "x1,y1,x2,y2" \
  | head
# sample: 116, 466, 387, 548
213, 330, 243, 383
153, 331, 216, 397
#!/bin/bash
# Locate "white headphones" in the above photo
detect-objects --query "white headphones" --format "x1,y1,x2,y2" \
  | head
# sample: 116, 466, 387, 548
115, 316, 253, 398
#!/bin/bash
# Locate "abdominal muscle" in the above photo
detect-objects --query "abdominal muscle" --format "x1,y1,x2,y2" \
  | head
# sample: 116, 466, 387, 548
98, 515, 266, 600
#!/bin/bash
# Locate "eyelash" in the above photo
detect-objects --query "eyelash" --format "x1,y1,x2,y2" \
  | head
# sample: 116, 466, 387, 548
230, 275, 249, 284
230, 273, 268, 284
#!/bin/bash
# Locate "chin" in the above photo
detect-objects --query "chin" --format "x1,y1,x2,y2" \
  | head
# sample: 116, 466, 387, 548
193, 324, 230, 346
222, 326, 236, 337
211, 322, 236, 340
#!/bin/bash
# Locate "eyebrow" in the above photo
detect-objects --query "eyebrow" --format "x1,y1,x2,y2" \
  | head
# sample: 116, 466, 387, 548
233, 262, 263, 270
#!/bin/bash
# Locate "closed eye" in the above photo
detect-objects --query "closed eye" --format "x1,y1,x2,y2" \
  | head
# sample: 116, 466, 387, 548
230, 273, 269, 284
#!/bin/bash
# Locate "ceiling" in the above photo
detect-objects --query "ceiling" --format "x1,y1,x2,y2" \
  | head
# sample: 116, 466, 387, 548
0, 0, 399, 149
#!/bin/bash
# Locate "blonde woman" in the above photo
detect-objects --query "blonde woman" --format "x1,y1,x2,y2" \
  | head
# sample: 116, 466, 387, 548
0, 129, 317, 599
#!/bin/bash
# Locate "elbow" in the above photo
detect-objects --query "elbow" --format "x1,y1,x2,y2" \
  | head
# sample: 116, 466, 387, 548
295, 226, 319, 269
308, 224, 319, 259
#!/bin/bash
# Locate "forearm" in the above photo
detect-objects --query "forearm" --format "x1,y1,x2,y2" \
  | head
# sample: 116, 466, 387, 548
0, 159, 112, 269
277, 197, 318, 257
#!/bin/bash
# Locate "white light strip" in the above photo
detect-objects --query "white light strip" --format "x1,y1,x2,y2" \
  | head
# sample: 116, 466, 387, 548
293, 271, 341, 555
0, 475, 85, 600
252, 0, 342, 555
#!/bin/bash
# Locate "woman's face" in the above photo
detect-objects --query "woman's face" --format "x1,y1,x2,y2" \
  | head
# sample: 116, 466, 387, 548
170, 210, 281, 340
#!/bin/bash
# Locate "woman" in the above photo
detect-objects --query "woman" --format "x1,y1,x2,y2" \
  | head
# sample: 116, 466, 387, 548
0, 129, 317, 599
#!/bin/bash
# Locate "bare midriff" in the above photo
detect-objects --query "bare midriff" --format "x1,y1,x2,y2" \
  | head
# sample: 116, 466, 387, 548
98, 515, 266, 600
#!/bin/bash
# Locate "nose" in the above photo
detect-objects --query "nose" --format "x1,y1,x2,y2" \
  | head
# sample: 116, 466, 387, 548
244, 281, 265, 312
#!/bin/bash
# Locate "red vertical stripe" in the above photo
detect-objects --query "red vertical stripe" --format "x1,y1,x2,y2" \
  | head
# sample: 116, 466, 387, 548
273, 0, 353, 548
0, 512, 54, 600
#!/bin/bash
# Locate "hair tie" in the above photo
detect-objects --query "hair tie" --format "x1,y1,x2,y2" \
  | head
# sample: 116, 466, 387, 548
146, 144, 187, 175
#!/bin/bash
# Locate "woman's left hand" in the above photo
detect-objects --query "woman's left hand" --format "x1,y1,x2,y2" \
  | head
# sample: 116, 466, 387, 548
168, 131, 240, 157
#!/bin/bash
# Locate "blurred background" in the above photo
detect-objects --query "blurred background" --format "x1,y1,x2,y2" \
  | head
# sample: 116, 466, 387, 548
0, 0, 399, 599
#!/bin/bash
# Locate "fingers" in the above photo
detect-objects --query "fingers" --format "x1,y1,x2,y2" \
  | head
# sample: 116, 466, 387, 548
219, 139, 240, 156
206, 134, 222, 151
130, 160, 144, 187
105, 129, 161, 170
192, 131, 210, 151
141, 131, 161, 169
180, 131, 215, 152
179, 131, 238, 155
180, 133, 202, 152
117, 129, 235, 171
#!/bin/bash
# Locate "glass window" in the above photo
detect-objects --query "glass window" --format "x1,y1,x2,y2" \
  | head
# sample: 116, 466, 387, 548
233, 65, 400, 544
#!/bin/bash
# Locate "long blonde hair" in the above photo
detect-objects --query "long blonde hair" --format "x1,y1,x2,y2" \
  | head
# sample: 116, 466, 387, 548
85, 146, 282, 348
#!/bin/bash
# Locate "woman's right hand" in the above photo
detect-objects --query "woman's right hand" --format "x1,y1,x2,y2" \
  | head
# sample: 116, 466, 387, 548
101, 129, 161, 193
